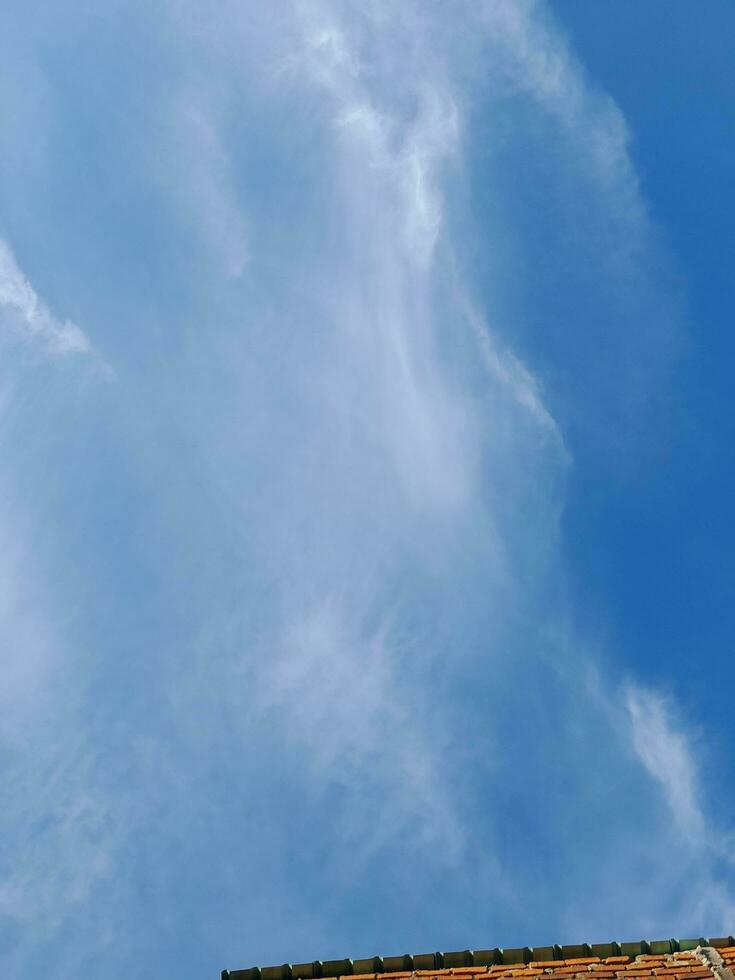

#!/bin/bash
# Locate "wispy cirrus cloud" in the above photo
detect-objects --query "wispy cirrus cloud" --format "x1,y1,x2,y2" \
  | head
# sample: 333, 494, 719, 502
0, 239, 92, 356
626, 684, 706, 841
621, 682, 735, 934
0, 2, 731, 978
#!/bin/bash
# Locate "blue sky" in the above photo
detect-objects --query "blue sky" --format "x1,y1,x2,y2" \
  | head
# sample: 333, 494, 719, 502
1, 3, 734, 978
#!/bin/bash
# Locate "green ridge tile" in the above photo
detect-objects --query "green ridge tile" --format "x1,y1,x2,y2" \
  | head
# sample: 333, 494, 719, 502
442, 951, 472, 969
323, 960, 352, 977
531, 947, 556, 962
262, 966, 292, 980
353, 959, 383, 974
383, 955, 412, 973
473, 950, 502, 967
649, 942, 673, 956
293, 963, 319, 979
561, 946, 592, 960
591, 945, 620, 959
502, 948, 531, 965
620, 944, 647, 958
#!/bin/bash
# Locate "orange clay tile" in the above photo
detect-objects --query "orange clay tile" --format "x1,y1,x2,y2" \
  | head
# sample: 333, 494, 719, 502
655, 969, 708, 974
332, 963, 695, 980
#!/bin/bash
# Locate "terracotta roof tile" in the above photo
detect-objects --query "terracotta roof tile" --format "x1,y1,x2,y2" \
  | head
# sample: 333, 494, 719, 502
223, 939, 735, 980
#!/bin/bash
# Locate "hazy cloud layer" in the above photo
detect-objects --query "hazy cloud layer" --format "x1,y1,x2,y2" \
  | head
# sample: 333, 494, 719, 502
0, 3, 731, 978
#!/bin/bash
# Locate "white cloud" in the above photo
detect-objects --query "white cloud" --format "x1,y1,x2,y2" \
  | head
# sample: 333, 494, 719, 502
0, 239, 92, 356
626, 683, 706, 840
485, 0, 642, 213
161, 1, 726, 910
0, 1, 732, 974
258, 597, 462, 859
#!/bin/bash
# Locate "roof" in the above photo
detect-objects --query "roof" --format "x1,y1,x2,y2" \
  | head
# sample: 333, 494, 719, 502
222, 939, 735, 980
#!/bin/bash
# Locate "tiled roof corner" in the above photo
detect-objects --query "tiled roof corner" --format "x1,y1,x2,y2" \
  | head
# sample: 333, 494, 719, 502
223, 939, 735, 980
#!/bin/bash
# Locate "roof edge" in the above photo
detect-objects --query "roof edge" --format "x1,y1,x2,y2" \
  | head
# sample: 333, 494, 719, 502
223, 937, 735, 980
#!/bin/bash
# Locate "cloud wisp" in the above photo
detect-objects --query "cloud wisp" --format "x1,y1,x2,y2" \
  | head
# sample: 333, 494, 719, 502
0, 2, 732, 978
0, 239, 92, 356
626, 684, 706, 842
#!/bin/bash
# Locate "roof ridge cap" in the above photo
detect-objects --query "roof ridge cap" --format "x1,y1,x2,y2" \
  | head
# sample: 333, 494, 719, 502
223, 937, 735, 980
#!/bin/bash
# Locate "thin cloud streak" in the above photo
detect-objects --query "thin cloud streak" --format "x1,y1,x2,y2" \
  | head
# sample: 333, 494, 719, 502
0, 239, 91, 356
626, 684, 706, 841
623, 682, 735, 935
